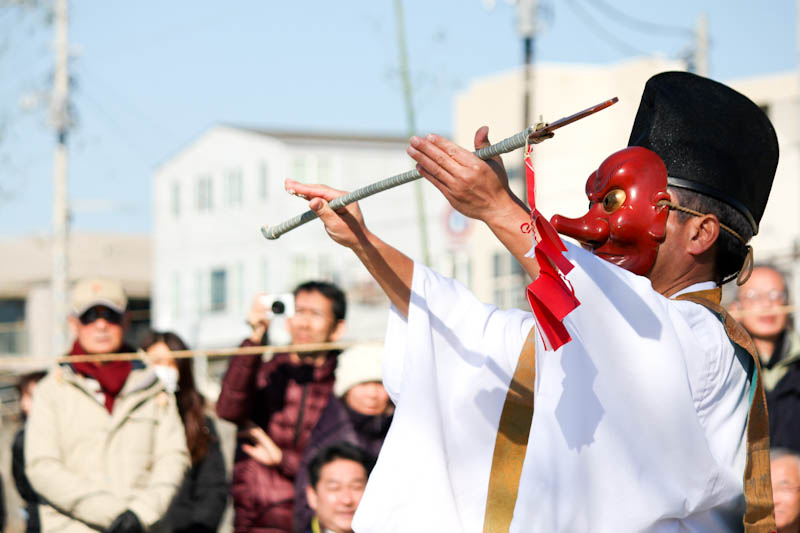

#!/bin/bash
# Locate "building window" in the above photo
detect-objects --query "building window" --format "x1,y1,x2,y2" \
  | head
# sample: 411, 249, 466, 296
318, 156, 331, 183
196, 175, 213, 212
292, 255, 312, 285
493, 252, 503, 278
258, 161, 269, 201
224, 168, 243, 207
170, 182, 180, 217
291, 156, 307, 180
491, 252, 526, 310
210, 269, 227, 312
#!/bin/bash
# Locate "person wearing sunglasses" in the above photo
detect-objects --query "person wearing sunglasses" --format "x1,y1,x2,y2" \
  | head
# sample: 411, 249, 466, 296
732, 266, 800, 454
24, 278, 189, 533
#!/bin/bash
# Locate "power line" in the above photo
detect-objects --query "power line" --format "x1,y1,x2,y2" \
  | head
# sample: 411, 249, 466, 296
78, 64, 180, 142
564, 0, 650, 57
586, 0, 693, 37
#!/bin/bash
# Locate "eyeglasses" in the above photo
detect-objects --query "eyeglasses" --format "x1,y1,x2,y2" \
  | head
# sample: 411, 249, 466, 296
78, 306, 123, 326
739, 289, 788, 305
772, 484, 800, 494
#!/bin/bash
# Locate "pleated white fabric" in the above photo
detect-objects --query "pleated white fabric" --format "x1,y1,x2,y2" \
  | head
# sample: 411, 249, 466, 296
353, 242, 749, 533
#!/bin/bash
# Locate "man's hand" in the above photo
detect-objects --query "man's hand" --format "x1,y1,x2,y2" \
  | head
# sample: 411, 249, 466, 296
284, 179, 414, 317
239, 424, 283, 466
246, 294, 271, 344
284, 179, 369, 251
104, 510, 143, 533
406, 126, 527, 225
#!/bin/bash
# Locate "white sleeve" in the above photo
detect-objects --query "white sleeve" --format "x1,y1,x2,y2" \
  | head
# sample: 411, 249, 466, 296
382, 261, 533, 405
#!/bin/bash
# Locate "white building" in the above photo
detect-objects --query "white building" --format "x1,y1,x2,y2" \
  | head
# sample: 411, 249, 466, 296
452, 57, 799, 305
152, 126, 459, 348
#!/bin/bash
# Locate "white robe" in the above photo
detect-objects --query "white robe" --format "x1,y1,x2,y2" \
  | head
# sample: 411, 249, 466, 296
353, 242, 750, 533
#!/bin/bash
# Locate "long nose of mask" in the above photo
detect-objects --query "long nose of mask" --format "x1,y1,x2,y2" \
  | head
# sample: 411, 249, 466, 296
551, 213, 610, 249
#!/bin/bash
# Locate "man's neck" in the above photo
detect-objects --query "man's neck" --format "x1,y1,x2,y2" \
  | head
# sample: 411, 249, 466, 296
652, 276, 715, 299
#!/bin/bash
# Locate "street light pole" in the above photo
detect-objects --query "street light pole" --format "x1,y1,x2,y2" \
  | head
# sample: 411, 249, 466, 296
51, 0, 70, 356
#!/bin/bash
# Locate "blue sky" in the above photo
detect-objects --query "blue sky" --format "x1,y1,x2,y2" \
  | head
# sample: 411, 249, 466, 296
0, 0, 794, 237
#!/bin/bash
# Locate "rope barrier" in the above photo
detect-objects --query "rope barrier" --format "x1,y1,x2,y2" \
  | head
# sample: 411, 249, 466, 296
0, 340, 365, 370
0, 303, 796, 369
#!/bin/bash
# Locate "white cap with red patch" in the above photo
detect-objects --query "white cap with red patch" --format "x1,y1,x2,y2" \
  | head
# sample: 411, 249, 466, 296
70, 278, 128, 316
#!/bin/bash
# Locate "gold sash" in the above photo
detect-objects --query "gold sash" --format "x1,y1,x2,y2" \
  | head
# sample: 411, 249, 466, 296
482, 287, 776, 532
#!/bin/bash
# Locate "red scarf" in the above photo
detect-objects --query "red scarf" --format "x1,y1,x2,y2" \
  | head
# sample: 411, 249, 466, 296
69, 341, 133, 413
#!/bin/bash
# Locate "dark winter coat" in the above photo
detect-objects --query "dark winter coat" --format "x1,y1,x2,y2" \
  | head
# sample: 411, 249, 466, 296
766, 330, 800, 453
13, 426, 40, 533
293, 395, 393, 532
165, 416, 228, 533
216, 339, 337, 533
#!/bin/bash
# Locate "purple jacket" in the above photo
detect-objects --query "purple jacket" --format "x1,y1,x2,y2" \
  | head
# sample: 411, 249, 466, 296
293, 395, 393, 532
216, 340, 338, 533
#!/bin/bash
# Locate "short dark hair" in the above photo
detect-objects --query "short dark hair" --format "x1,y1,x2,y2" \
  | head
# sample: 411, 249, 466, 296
294, 280, 347, 322
17, 370, 47, 396
671, 188, 754, 284
307, 442, 375, 489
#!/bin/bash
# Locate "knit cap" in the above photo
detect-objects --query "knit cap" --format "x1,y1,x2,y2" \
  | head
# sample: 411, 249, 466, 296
334, 342, 384, 397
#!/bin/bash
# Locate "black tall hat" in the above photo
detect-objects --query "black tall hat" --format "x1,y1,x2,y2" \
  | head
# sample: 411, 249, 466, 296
628, 71, 779, 235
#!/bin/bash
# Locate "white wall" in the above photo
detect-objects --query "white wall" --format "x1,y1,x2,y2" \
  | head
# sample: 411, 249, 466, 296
152, 126, 453, 348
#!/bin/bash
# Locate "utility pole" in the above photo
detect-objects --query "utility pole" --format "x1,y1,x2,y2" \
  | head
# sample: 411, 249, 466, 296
517, 0, 537, 205
393, 0, 431, 265
693, 12, 709, 76
51, 0, 70, 355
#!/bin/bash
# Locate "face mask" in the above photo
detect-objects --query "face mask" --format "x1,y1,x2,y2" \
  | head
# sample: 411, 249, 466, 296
551, 146, 671, 276
154, 365, 179, 393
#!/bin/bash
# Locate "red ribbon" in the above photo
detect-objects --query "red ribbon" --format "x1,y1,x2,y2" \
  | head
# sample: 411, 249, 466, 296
524, 145, 580, 350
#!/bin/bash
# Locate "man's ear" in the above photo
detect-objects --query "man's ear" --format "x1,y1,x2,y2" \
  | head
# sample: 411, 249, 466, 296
329, 320, 346, 342
306, 485, 318, 511
686, 213, 720, 257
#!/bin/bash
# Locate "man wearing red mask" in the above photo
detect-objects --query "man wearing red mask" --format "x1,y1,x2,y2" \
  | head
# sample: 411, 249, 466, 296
288, 72, 778, 532
25, 278, 189, 533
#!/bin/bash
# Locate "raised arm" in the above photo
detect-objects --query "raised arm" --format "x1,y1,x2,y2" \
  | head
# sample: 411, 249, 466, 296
407, 127, 540, 281
284, 180, 413, 317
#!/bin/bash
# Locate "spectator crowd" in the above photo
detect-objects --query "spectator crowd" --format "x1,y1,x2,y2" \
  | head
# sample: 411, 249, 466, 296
6, 263, 800, 532
5, 277, 392, 533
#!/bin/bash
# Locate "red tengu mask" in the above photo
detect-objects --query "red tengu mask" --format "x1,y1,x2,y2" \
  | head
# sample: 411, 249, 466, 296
550, 146, 671, 276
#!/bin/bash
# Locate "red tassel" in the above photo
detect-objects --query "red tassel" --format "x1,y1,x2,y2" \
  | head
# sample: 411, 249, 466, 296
524, 145, 579, 350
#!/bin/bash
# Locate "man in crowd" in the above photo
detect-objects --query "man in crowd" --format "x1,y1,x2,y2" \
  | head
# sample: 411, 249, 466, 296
25, 278, 189, 533
732, 266, 800, 452
286, 71, 779, 530
771, 448, 800, 533
216, 281, 347, 532
304, 443, 374, 533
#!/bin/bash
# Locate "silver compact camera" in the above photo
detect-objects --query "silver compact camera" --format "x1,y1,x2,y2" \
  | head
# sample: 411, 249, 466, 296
260, 293, 294, 318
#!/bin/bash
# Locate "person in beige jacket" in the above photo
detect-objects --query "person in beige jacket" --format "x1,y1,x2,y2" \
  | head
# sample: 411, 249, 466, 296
25, 279, 189, 533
